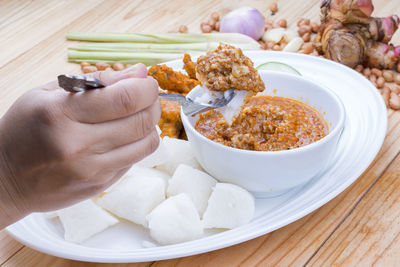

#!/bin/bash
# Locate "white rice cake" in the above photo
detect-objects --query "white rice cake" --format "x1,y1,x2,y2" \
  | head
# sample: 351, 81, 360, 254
58, 199, 118, 243
167, 164, 217, 216
217, 89, 251, 124
156, 137, 202, 176
202, 183, 255, 229
147, 193, 203, 245
194, 86, 250, 125
95, 166, 166, 226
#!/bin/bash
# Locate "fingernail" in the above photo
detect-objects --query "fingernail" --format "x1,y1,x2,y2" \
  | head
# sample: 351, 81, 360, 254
120, 64, 138, 74
120, 63, 148, 79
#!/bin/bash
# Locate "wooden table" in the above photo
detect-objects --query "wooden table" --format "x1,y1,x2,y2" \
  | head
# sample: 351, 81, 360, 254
1, 0, 400, 266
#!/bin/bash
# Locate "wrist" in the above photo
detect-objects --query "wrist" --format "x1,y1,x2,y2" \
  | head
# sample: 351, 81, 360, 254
0, 123, 28, 229
0, 178, 27, 229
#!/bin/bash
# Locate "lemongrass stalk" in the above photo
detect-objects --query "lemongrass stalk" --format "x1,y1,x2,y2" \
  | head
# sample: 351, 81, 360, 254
68, 50, 202, 65
66, 32, 260, 47
76, 42, 221, 51
70, 47, 193, 53
69, 47, 210, 54
69, 58, 170, 66
68, 50, 183, 61
67, 32, 208, 43
73, 41, 260, 51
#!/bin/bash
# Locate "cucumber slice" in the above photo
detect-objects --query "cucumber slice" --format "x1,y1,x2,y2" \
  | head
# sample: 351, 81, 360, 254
256, 61, 301, 76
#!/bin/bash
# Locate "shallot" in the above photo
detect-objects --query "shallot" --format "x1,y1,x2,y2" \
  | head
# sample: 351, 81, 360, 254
219, 7, 265, 40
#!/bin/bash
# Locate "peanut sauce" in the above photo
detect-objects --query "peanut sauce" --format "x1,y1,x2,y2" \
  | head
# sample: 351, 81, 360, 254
195, 95, 328, 151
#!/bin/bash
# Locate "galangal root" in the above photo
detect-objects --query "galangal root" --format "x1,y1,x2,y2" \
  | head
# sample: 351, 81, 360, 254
315, 0, 400, 69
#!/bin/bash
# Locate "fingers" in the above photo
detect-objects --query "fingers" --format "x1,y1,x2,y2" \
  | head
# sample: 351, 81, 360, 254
88, 101, 161, 152
96, 129, 160, 170
85, 63, 148, 85
64, 76, 159, 123
43, 63, 147, 92
100, 166, 131, 190
75, 165, 132, 202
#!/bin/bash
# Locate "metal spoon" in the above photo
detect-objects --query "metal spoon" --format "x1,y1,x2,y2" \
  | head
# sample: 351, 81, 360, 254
57, 74, 236, 116
158, 90, 235, 116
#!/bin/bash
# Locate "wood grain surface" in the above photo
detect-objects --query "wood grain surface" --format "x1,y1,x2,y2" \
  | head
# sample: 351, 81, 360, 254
0, 0, 400, 266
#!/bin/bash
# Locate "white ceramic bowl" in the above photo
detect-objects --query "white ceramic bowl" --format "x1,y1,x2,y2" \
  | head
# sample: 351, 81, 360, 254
181, 70, 345, 197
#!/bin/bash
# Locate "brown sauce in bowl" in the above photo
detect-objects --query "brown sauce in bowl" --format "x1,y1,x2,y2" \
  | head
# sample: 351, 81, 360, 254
195, 95, 328, 151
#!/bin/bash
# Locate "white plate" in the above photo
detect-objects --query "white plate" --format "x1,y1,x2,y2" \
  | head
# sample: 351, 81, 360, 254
6, 51, 387, 263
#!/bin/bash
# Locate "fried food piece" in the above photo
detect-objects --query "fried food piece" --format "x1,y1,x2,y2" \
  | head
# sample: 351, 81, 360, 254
195, 43, 265, 92
148, 64, 199, 94
183, 54, 197, 79
158, 99, 183, 138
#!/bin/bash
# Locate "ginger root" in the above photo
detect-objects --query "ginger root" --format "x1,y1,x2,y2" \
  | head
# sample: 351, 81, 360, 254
316, 0, 400, 69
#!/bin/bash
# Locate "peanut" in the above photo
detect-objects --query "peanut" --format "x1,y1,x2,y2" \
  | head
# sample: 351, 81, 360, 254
80, 61, 90, 68
382, 70, 394, 82
389, 92, 400, 110
95, 62, 110, 71
298, 27, 308, 37
298, 25, 311, 36
269, 2, 278, 13
297, 18, 305, 27
178, 25, 188, 33
391, 86, 400, 94
82, 66, 97, 73
277, 19, 287, 28
302, 32, 311, 42
215, 21, 220, 31
310, 22, 319, 33
303, 19, 310, 25
355, 64, 364, 72
395, 73, 400, 85
201, 23, 212, 33
376, 76, 385, 88
382, 87, 390, 107
362, 68, 371, 77
302, 42, 314, 54
371, 68, 382, 77
113, 62, 125, 71
208, 19, 217, 28
211, 12, 220, 21
369, 74, 377, 83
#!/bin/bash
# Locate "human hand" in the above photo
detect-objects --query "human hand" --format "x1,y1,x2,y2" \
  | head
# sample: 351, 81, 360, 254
0, 64, 161, 228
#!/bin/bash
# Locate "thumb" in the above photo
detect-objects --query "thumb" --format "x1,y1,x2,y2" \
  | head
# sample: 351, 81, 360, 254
85, 63, 148, 85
